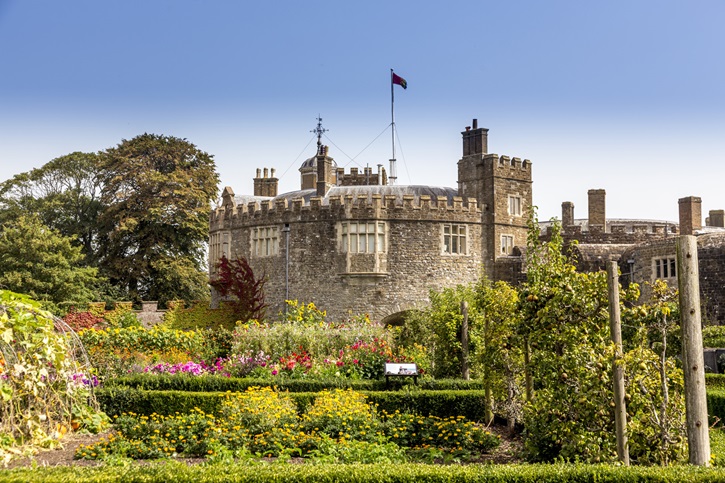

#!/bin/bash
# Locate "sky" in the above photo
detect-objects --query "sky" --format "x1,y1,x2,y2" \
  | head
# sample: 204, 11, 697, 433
0, 1, 723, 222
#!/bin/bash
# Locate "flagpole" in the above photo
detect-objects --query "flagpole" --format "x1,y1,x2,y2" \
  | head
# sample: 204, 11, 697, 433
390, 69, 397, 185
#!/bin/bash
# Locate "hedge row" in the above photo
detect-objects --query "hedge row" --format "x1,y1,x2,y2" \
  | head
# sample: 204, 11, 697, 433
3, 462, 725, 483
104, 374, 487, 392
709, 388, 725, 424
96, 387, 490, 421
708, 374, 725, 388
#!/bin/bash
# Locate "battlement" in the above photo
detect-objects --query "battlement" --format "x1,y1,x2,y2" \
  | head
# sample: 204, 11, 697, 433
486, 153, 532, 173
211, 188, 481, 230
335, 165, 387, 187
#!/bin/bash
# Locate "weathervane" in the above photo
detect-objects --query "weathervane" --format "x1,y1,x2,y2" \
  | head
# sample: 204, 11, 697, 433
311, 115, 328, 150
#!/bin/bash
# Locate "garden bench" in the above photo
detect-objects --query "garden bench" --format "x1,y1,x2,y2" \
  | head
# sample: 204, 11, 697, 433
384, 362, 419, 388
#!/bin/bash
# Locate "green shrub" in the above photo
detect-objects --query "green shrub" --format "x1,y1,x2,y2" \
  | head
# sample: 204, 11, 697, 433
7, 460, 725, 482
704, 326, 725, 348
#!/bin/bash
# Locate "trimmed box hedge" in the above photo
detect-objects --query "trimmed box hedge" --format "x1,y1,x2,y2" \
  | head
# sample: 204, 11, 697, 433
96, 387, 490, 420
3, 461, 725, 482
103, 374, 487, 392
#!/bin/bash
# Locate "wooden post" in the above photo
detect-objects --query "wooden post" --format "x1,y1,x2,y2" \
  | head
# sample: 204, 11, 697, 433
677, 235, 710, 466
461, 300, 470, 381
607, 261, 629, 466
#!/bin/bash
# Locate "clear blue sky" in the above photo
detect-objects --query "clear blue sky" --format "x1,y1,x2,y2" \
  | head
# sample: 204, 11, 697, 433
1, 1, 723, 222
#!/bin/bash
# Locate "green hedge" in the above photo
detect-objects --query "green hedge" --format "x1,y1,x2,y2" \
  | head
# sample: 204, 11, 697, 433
709, 388, 725, 424
3, 462, 725, 483
96, 387, 489, 420
104, 374, 486, 392
704, 325, 725, 348
708, 374, 725, 388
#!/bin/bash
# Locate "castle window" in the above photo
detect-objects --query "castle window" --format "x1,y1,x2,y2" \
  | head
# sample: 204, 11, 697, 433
508, 196, 522, 216
341, 221, 386, 253
252, 226, 279, 257
501, 235, 514, 255
443, 224, 467, 255
209, 231, 231, 270
653, 257, 676, 280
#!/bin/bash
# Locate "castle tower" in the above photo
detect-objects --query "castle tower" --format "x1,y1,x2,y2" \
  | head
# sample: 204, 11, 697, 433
457, 119, 532, 281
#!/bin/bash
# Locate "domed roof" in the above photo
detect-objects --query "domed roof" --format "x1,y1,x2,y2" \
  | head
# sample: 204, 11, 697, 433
299, 144, 337, 171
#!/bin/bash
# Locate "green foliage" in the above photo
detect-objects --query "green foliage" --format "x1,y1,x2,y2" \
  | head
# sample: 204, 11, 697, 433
0, 151, 104, 266
0, 291, 108, 451
104, 374, 486, 393
519, 213, 686, 464
425, 284, 478, 379
7, 461, 725, 483
231, 310, 394, 365
300, 389, 381, 441
79, 325, 208, 378
704, 326, 725, 348
220, 387, 298, 436
164, 300, 238, 331
97, 133, 219, 306
0, 215, 101, 312
96, 387, 494, 423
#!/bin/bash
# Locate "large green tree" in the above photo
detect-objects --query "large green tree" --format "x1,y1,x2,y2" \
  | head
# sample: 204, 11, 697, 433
0, 215, 100, 312
97, 133, 219, 305
0, 152, 104, 264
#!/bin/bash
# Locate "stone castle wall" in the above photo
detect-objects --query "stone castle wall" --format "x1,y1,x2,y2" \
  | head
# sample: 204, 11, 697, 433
211, 193, 483, 321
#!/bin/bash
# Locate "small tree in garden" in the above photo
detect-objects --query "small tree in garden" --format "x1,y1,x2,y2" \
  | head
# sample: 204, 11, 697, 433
210, 255, 266, 322
518, 213, 686, 464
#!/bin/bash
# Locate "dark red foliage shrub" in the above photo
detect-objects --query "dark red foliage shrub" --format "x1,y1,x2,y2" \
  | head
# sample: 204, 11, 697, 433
63, 310, 105, 331
209, 255, 267, 322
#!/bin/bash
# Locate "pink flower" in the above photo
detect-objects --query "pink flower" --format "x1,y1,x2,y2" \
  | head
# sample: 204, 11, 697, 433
271, 370, 278, 376
353, 359, 359, 365
336, 361, 344, 367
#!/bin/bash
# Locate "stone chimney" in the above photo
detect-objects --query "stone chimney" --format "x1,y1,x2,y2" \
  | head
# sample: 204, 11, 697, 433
253, 167, 279, 197
562, 201, 575, 227
588, 189, 606, 233
461, 118, 488, 156
708, 209, 724, 228
316, 146, 334, 197
678, 196, 702, 235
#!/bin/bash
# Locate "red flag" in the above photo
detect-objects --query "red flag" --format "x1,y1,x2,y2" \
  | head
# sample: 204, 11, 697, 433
392, 72, 407, 89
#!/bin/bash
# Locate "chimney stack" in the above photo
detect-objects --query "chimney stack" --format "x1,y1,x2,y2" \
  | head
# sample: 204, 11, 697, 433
709, 209, 724, 228
679, 196, 702, 235
461, 118, 488, 156
588, 189, 606, 233
562, 201, 575, 227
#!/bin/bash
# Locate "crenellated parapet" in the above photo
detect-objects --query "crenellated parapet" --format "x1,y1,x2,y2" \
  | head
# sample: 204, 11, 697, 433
210, 190, 481, 232
485, 153, 532, 180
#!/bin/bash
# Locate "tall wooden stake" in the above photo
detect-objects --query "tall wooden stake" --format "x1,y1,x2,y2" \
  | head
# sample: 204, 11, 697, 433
460, 300, 470, 381
677, 235, 710, 466
607, 261, 630, 466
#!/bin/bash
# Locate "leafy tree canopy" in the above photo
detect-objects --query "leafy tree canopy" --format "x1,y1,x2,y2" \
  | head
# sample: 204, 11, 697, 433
98, 133, 219, 305
0, 215, 101, 313
0, 152, 104, 265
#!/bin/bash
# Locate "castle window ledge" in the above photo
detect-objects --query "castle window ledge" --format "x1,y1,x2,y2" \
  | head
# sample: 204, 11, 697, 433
339, 272, 389, 285
339, 272, 389, 279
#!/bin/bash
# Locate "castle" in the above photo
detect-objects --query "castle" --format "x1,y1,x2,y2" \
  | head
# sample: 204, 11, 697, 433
209, 118, 725, 325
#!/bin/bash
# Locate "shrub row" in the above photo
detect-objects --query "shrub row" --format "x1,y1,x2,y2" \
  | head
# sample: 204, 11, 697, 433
3, 462, 725, 483
104, 374, 487, 392
96, 388, 490, 421
708, 374, 725, 388
709, 388, 725, 424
